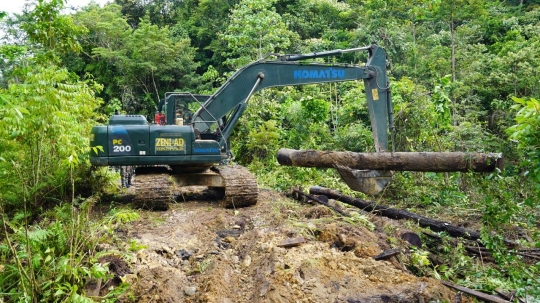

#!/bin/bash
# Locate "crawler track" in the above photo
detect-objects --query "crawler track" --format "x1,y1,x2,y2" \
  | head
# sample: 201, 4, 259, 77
129, 167, 172, 210
212, 165, 258, 208
128, 165, 258, 210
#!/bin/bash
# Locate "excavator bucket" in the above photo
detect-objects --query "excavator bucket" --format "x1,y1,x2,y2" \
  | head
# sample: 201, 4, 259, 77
335, 165, 392, 195
342, 43, 393, 195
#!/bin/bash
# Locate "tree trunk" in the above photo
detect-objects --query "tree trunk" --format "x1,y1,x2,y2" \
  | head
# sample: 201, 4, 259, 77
277, 149, 503, 172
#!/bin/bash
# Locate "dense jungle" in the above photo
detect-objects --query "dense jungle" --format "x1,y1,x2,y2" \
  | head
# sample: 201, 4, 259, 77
0, 0, 539, 302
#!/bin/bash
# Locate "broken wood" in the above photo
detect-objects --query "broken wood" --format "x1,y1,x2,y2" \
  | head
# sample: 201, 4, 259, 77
495, 289, 515, 302
465, 245, 540, 262
277, 237, 306, 248
441, 281, 510, 303
277, 148, 503, 172
309, 186, 516, 247
424, 232, 534, 265
373, 249, 401, 261
398, 230, 422, 247
290, 188, 350, 217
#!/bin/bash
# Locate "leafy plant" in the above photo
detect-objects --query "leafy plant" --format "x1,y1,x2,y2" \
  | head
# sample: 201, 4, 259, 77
507, 97, 540, 188
0, 199, 115, 302
128, 239, 148, 252
107, 208, 140, 225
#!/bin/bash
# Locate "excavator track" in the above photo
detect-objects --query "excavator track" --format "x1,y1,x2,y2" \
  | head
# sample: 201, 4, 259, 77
212, 165, 258, 208
128, 167, 172, 211
127, 165, 257, 210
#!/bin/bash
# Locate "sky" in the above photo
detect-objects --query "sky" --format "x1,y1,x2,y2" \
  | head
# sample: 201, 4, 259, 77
2, 0, 112, 15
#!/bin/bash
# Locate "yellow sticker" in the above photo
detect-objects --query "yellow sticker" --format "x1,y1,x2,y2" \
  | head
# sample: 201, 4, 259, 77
155, 137, 185, 151
372, 88, 379, 101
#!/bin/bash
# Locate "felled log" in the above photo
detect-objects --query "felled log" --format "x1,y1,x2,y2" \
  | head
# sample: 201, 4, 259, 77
309, 187, 515, 247
277, 148, 503, 172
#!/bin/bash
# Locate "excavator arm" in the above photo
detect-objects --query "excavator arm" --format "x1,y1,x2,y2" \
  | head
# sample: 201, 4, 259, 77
191, 43, 393, 153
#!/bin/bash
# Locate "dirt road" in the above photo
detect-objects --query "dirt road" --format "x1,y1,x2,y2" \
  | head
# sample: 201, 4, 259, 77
111, 189, 457, 302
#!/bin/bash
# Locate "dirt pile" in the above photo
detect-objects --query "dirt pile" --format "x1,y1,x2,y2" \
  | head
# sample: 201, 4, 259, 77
113, 189, 458, 302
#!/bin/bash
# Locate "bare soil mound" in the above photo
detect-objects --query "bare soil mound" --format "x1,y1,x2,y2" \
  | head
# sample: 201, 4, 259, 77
114, 189, 458, 302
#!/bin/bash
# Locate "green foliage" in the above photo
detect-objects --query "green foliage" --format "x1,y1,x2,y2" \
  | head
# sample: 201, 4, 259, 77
246, 120, 280, 162
107, 208, 140, 225
0, 200, 116, 301
219, 0, 296, 68
333, 123, 374, 153
128, 239, 148, 252
409, 248, 431, 274
0, 44, 27, 88
279, 0, 356, 42
478, 172, 540, 297
432, 75, 453, 129
0, 64, 102, 209
507, 97, 540, 187
300, 96, 330, 123
2, 0, 540, 299
20, 0, 88, 60
72, 4, 199, 115
390, 77, 443, 152
0, 2, 123, 299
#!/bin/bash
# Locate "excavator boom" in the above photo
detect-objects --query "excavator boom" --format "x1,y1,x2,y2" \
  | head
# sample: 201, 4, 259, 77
191, 43, 392, 153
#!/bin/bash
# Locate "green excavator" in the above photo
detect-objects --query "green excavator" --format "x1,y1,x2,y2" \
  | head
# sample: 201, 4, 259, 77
90, 44, 394, 208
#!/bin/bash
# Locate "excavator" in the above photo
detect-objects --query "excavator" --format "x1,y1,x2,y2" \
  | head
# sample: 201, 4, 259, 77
90, 43, 394, 209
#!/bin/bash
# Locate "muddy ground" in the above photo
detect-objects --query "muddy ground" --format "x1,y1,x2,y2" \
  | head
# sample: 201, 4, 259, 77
103, 188, 462, 303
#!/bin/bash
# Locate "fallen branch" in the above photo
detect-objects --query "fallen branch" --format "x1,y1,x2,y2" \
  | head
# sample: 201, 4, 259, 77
309, 186, 517, 246
290, 188, 350, 217
441, 281, 510, 303
465, 245, 540, 262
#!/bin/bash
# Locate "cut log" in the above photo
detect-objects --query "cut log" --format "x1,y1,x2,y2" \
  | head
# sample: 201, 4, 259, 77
277, 148, 503, 172
309, 186, 516, 247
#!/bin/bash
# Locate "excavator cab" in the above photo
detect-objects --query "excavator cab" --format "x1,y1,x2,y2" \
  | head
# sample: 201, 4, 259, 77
161, 93, 229, 143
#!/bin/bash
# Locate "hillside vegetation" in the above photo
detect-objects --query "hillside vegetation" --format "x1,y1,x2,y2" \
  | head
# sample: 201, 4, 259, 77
0, 0, 539, 301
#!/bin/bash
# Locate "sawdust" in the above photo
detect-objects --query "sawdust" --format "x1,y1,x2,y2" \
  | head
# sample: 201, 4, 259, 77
110, 189, 459, 302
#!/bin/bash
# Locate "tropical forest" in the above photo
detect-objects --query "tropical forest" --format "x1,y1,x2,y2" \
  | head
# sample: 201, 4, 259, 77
0, 0, 539, 302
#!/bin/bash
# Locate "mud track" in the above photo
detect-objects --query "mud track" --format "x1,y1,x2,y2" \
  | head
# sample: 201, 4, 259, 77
110, 189, 459, 302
